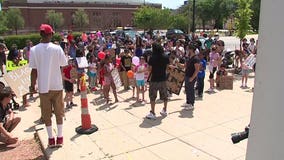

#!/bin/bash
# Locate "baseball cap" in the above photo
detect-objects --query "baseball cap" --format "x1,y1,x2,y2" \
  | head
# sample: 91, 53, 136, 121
40, 24, 54, 34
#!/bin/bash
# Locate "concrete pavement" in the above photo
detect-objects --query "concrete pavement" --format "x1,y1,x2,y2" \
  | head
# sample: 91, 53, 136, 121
23, 71, 254, 160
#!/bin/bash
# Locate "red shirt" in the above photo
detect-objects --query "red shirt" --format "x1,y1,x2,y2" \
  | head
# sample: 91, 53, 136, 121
67, 34, 74, 44
63, 65, 72, 79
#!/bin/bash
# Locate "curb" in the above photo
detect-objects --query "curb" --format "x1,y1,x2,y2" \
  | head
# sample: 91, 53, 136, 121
34, 125, 49, 160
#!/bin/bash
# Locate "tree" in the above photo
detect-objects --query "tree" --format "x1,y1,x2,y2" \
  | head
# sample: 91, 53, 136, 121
234, 0, 252, 49
250, 0, 261, 32
6, 8, 24, 35
46, 10, 64, 32
170, 14, 188, 33
176, 0, 236, 31
0, 11, 8, 34
196, 0, 214, 31
72, 9, 89, 30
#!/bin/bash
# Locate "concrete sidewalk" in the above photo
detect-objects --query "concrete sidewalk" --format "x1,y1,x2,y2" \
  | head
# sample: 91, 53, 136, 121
26, 72, 253, 160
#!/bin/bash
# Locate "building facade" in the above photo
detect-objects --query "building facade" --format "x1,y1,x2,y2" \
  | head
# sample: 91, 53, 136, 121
2, 0, 161, 32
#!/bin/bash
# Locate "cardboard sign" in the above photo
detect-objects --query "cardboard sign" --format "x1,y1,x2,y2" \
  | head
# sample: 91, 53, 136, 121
111, 68, 122, 89
70, 67, 77, 81
76, 57, 88, 68
3, 65, 31, 97
166, 67, 185, 95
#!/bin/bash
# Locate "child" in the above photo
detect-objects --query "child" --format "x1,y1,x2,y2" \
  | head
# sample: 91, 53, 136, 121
103, 54, 119, 104
88, 55, 98, 91
241, 54, 255, 88
197, 52, 206, 98
216, 64, 228, 88
62, 58, 77, 108
134, 57, 147, 103
208, 45, 221, 92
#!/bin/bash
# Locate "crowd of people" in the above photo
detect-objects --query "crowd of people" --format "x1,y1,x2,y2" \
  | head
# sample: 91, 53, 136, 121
0, 24, 257, 147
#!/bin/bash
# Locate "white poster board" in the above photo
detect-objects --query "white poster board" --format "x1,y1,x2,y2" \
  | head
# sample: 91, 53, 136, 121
111, 68, 122, 89
3, 65, 31, 97
76, 57, 88, 68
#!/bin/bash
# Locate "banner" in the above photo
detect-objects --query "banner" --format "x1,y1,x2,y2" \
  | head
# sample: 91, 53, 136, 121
166, 67, 185, 95
111, 68, 122, 89
3, 65, 31, 97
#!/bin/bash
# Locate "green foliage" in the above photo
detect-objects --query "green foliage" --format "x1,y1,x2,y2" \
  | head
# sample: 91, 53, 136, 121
134, 6, 159, 30
6, 8, 25, 35
170, 14, 188, 33
175, 0, 237, 31
0, 11, 8, 34
46, 10, 64, 32
72, 9, 89, 30
3, 33, 61, 49
250, 0, 261, 32
234, 0, 252, 40
196, 0, 214, 30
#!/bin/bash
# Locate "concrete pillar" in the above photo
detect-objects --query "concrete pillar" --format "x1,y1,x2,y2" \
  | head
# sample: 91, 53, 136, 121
246, 0, 284, 159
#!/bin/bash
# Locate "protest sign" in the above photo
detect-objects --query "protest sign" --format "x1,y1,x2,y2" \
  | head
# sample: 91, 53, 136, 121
111, 68, 122, 89
76, 57, 88, 68
3, 65, 31, 97
166, 67, 185, 95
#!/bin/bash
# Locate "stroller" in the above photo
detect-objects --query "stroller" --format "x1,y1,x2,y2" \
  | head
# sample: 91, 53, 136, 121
0, 81, 20, 110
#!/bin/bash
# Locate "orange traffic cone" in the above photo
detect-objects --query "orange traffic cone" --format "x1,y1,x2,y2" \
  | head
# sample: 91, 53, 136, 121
75, 73, 98, 134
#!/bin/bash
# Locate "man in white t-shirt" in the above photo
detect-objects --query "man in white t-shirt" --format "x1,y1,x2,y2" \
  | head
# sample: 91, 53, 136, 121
29, 24, 68, 148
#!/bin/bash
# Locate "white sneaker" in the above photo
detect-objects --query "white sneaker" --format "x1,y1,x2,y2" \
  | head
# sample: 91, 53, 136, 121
181, 103, 190, 107
160, 109, 167, 116
146, 112, 156, 120
185, 104, 194, 110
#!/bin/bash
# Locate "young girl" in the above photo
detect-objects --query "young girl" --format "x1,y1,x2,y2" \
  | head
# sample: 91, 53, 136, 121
103, 54, 119, 104
62, 58, 77, 108
208, 45, 221, 93
134, 57, 147, 103
88, 55, 98, 91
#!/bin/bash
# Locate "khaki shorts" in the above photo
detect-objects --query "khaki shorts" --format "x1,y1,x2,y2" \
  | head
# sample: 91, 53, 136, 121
39, 90, 64, 124
149, 81, 168, 102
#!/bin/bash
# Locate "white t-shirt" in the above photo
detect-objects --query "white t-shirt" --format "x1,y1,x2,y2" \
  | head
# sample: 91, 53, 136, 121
135, 64, 146, 80
29, 42, 68, 93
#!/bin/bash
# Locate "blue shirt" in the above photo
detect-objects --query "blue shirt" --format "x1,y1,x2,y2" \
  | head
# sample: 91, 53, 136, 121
198, 59, 206, 78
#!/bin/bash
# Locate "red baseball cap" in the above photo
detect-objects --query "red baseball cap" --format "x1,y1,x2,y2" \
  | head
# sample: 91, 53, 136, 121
40, 24, 54, 34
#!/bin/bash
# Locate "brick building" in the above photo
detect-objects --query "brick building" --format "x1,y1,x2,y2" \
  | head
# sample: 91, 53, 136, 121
2, 0, 161, 32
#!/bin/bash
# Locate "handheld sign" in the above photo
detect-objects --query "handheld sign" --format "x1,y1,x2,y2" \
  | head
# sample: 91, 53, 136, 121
166, 67, 185, 95
3, 65, 31, 97
76, 57, 88, 68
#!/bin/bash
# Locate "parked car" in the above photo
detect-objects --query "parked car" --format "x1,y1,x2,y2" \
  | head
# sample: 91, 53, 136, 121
166, 29, 187, 40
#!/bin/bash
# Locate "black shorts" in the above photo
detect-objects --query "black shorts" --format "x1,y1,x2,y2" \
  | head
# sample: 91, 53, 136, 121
209, 67, 217, 79
64, 80, 74, 92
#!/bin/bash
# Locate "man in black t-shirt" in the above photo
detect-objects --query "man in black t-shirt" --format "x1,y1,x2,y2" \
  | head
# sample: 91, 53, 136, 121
180, 43, 200, 110
0, 87, 21, 145
146, 42, 169, 120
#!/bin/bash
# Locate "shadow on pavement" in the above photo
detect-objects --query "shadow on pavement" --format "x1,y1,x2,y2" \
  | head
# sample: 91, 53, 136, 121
24, 125, 36, 133
70, 134, 82, 141
139, 116, 166, 128
170, 109, 194, 119
178, 109, 194, 118
0, 143, 17, 151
